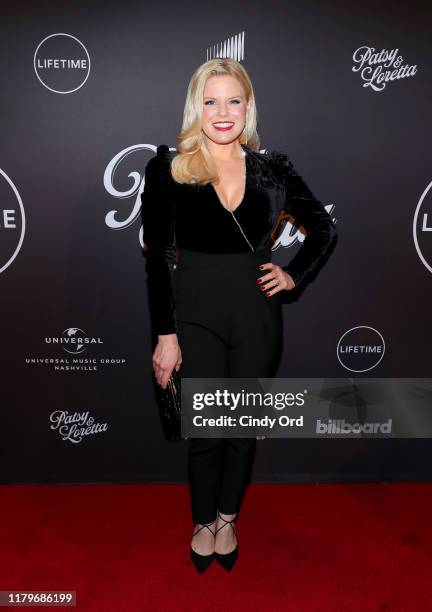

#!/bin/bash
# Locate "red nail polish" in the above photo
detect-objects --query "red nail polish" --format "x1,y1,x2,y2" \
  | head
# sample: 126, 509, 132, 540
256, 279, 262, 284
266, 291, 271, 296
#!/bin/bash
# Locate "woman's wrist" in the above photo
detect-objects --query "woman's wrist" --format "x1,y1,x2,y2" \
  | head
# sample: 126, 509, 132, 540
157, 333, 178, 342
282, 271, 296, 290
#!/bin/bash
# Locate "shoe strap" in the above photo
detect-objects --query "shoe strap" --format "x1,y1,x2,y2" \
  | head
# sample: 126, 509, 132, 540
215, 510, 237, 536
193, 520, 216, 537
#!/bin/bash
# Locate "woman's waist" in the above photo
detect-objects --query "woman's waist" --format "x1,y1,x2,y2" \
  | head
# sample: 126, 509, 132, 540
176, 246, 271, 269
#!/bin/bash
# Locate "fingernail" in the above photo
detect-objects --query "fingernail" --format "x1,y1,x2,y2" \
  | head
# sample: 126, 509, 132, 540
266, 292, 271, 296
259, 265, 265, 270
256, 279, 262, 284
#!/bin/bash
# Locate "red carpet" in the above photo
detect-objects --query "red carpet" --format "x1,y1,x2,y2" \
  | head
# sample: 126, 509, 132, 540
1, 482, 431, 611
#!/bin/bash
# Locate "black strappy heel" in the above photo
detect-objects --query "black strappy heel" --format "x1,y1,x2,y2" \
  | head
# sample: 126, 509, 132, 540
190, 520, 216, 573
214, 510, 238, 571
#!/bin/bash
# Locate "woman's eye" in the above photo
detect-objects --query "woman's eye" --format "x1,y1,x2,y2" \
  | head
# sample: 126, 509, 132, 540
204, 99, 241, 105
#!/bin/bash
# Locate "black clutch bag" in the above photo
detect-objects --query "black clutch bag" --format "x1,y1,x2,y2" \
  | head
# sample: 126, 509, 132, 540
153, 368, 184, 441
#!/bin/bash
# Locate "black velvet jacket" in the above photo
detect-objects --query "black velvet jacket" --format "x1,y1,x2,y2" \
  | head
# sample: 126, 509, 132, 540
141, 143, 337, 335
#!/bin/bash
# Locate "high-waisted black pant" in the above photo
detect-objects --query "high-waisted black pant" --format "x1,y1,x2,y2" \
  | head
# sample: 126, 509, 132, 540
174, 246, 283, 524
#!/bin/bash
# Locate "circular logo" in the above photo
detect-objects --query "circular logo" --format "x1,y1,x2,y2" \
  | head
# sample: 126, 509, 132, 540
34, 33, 91, 94
413, 180, 432, 274
337, 326, 385, 372
0, 169, 25, 275
62, 328, 87, 354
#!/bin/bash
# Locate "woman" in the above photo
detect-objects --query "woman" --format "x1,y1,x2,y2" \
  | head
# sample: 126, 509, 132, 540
141, 58, 337, 573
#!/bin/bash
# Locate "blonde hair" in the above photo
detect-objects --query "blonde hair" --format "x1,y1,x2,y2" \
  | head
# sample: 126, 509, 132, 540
171, 58, 260, 185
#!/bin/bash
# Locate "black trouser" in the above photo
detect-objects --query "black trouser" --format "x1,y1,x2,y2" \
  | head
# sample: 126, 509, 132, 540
175, 246, 283, 524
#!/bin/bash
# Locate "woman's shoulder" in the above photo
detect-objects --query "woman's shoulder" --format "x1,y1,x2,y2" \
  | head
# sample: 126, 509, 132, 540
245, 145, 296, 189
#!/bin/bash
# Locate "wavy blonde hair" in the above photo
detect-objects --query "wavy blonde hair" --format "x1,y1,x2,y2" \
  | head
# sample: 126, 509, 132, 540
171, 58, 260, 185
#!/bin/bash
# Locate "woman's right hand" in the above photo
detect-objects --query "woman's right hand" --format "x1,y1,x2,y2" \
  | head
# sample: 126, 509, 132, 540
152, 334, 182, 389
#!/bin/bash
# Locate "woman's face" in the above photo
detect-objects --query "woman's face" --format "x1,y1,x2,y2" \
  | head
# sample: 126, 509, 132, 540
201, 74, 250, 145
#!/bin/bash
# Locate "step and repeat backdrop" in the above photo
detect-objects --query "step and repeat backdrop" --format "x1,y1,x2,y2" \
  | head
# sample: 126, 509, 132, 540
1, 0, 431, 483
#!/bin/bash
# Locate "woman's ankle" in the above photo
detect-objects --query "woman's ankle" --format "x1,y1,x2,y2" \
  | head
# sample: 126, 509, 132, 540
193, 518, 217, 529
217, 510, 237, 522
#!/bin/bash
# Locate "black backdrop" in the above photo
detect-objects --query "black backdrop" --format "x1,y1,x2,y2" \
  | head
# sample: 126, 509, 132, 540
1, 0, 431, 483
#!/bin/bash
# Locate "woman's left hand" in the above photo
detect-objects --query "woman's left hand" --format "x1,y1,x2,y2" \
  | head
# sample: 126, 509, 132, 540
257, 262, 296, 296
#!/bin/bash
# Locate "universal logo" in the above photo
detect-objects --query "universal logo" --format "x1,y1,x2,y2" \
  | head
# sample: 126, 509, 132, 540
45, 328, 103, 354
337, 326, 385, 372
50, 410, 108, 444
0, 169, 25, 275
413, 180, 432, 275
352, 46, 417, 91
34, 33, 91, 93
25, 328, 126, 371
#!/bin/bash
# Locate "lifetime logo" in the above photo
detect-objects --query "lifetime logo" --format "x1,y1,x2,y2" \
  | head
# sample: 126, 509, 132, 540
316, 419, 392, 434
33, 33, 91, 94
339, 345, 382, 354
0, 169, 26, 275
413, 180, 432, 275
0, 209, 16, 228
337, 326, 385, 373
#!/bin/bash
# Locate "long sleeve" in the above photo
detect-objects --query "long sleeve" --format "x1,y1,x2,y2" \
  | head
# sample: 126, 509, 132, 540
141, 148, 177, 335
271, 152, 337, 287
